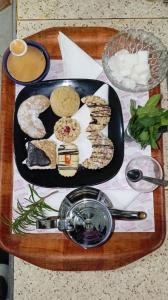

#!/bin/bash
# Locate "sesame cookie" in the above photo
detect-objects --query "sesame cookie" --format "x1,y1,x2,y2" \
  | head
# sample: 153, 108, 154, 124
50, 86, 80, 117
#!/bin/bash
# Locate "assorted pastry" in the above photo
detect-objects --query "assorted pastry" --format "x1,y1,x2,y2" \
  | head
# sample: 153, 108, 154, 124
17, 95, 50, 138
17, 85, 114, 177
81, 95, 111, 133
58, 143, 79, 177
54, 117, 80, 143
50, 86, 80, 117
82, 133, 114, 170
26, 139, 57, 170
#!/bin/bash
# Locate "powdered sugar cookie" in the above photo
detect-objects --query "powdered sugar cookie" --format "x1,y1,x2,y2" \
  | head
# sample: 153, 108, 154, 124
17, 95, 50, 138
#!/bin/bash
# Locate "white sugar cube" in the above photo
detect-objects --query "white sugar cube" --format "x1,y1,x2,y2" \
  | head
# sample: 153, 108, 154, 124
108, 56, 120, 72
135, 71, 151, 85
115, 49, 129, 56
122, 78, 136, 89
138, 51, 149, 63
108, 48, 151, 88
133, 63, 150, 75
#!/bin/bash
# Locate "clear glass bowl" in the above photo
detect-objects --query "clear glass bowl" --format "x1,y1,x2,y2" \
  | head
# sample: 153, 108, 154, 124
102, 29, 168, 92
125, 156, 163, 192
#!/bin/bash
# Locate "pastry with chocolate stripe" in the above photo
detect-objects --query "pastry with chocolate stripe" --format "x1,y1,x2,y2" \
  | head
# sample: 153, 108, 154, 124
81, 95, 111, 133
82, 133, 114, 169
58, 143, 79, 177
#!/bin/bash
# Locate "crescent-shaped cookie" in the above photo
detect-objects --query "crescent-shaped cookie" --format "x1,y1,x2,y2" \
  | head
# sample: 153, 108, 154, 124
82, 133, 114, 169
17, 95, 50, 138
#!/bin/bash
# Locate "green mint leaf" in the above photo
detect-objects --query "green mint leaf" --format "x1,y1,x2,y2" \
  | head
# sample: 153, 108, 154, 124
139, 130, 149, 143
137, 107, 164, 118
145, 94, 161, 108
130, 99, 137, 117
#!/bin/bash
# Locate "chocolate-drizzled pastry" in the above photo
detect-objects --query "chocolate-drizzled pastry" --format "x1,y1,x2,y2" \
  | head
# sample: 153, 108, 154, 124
82, 133, 114, 169
58, 143, 79, 177
26, 139, 57, 170
81, 96, 111, 133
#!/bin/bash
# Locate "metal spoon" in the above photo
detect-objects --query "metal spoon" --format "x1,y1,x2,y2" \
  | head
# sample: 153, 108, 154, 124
127, 169, 168, 187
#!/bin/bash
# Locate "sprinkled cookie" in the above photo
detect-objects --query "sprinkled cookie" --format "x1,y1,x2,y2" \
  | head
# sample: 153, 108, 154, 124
58, 143, 79, 177
81, 95, 111, 133
82, 133, 114, 169
50, 86, 80, 117
54, 117, 80, 143
26, 139, 57, 170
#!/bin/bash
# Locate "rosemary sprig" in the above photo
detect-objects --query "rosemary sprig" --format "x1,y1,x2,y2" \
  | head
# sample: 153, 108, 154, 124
10, 184, 58, 234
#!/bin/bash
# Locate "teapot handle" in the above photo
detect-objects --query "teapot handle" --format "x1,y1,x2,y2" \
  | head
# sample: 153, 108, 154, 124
109, 208, 147, 220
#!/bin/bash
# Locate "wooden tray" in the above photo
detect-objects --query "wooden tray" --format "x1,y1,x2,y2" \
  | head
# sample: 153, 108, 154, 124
0, 27, 166, 271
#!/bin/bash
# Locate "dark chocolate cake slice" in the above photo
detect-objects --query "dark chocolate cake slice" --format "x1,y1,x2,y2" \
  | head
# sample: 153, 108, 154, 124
25, 139, 57, 170
27, 142, 51, 168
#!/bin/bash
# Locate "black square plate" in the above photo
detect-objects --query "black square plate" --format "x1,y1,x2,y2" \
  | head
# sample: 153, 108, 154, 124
14, 79, 124, 188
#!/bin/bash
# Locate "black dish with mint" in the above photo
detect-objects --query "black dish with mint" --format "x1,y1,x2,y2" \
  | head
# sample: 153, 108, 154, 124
128, 94, 168, 149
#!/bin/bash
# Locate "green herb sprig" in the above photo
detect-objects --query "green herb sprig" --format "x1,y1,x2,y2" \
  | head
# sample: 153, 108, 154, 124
4, 185, 58, 234
128, 94, 168, 149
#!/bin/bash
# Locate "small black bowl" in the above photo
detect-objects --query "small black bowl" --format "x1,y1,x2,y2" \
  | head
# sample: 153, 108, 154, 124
2, 40, 50, 86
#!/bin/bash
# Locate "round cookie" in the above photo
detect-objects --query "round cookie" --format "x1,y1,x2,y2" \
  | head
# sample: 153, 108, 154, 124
50, 86, 80, 117
54, 117, 80, 143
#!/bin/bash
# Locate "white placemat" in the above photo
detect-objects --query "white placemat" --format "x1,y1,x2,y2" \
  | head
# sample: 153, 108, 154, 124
12, 60, 154, 233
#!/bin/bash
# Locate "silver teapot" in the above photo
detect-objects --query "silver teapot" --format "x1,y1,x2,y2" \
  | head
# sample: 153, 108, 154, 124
36, 187, 146, 249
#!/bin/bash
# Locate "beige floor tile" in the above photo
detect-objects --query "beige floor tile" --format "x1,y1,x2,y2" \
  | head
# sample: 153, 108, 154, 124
17, 0, 168, 20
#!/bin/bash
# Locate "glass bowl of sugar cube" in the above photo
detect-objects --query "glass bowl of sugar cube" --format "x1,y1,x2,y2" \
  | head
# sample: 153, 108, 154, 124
102, 29, 168, 92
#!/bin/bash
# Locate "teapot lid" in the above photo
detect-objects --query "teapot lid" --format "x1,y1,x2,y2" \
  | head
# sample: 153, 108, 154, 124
65, 199, 113, 249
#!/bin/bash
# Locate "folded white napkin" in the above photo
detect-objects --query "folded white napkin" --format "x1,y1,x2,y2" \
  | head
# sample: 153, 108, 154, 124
103, 189, 140, 210
58, 31, 103, 79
